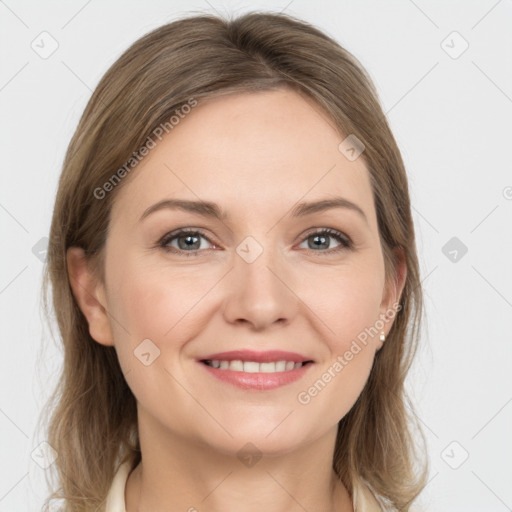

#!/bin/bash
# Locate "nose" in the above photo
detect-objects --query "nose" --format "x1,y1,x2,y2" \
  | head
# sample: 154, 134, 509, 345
222, 241, 299, 331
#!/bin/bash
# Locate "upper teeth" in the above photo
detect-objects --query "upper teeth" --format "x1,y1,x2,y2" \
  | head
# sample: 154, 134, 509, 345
204, 360, 305, 373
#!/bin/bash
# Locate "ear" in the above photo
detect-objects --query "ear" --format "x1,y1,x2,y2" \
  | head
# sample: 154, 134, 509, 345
377, 246, 407, 349
66, 247, 114, 347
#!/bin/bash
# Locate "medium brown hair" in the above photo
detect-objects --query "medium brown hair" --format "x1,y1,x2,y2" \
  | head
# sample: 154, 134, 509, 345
39, 10, 428, 511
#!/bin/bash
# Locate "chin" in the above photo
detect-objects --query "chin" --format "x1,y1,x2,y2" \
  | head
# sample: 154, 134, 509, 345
205, 434, 305, 461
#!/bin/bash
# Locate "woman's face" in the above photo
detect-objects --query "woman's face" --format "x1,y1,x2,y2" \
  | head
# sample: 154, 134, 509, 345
80, 88, 404, 456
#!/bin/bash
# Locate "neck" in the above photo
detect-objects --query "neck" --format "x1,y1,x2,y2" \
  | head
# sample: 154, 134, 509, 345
124, 409, 353, 512
128, 463, 352, 512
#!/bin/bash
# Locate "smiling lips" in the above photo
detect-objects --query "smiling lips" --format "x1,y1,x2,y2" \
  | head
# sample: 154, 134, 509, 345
198, 349, 314, 390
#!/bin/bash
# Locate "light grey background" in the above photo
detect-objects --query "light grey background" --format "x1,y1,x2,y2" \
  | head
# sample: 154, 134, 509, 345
1, 1, 511, 510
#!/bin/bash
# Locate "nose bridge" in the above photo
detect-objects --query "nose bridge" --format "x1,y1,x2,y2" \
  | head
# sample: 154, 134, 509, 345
222, 233, 298, 329
237, 235, 281, 289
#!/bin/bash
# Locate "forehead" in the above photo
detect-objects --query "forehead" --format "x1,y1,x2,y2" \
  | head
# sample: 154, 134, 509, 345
111, 89, 376, 227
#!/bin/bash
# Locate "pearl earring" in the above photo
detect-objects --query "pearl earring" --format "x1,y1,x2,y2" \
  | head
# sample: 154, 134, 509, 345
379, 332, 386, 342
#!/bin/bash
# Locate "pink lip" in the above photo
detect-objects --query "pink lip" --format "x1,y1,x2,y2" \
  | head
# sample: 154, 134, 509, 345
196, 349, 315, 391
198, 349, 313, 364
199, 361, 313, 390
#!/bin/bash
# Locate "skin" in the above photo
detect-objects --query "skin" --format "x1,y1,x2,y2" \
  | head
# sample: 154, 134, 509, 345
67, 88, 406, 512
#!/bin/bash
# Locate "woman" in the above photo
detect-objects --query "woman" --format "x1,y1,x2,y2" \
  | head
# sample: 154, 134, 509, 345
40, 10, 428, 512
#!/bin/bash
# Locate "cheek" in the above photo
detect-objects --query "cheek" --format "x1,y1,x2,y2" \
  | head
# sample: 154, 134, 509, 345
110, 272, 196, 340
296, 276, 381, 423
106, 255, 221, 357
105, 265, 203, 407
298, 258, 384, 350
293, 259, 383, 413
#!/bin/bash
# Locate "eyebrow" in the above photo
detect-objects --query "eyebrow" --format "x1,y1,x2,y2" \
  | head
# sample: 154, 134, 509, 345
139, 197, 368, 224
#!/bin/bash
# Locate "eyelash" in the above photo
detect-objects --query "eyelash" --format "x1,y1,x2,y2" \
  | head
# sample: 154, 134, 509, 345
158, 227, 353, 257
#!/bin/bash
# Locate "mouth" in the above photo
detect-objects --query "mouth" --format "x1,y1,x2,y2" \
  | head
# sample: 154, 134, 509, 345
200, 359, 314, 373
196, 350, 315, 391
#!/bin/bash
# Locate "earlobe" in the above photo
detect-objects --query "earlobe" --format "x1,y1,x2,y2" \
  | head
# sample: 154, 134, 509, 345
66, 247, 114, 347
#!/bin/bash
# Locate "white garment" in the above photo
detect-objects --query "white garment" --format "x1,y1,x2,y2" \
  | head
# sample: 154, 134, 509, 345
104, 461, 383, 512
